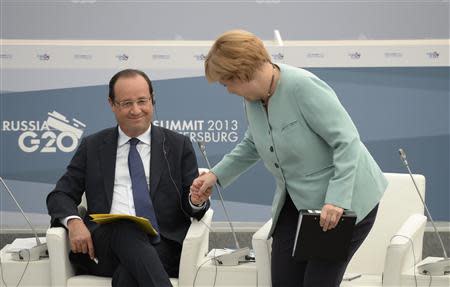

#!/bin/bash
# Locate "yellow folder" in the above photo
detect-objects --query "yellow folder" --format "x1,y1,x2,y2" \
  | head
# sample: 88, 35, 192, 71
90, 214, 158, 236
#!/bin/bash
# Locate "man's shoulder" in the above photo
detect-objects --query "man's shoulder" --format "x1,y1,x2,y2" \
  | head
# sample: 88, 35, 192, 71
83, 127, 117, 144
155, 125, 189, 142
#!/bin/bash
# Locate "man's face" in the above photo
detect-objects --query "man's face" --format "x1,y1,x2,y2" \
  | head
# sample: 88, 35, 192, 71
109, 75, 153, 137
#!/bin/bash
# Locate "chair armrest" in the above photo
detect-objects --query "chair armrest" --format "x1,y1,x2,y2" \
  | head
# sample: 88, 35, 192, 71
252, 219, 272, 241
252, 219, 273, 287
178, 208, 214, 287
46, 227, 75, 287
383, 214, 427, 286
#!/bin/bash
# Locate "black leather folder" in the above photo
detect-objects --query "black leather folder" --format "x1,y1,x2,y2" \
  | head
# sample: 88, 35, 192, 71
292, 210, 356, 261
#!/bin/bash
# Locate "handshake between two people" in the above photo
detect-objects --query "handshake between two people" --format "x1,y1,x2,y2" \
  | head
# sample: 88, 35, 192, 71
190, 171, 217, 205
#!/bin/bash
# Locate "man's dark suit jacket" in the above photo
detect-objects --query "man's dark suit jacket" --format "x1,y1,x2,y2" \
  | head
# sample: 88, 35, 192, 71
47, 124, 209, 245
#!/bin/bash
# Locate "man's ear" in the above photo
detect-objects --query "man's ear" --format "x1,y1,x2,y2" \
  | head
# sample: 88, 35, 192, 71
151, 93, 155, 105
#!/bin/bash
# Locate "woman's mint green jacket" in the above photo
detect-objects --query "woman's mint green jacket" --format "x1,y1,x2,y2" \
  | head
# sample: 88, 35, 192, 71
211, 64, 387, 236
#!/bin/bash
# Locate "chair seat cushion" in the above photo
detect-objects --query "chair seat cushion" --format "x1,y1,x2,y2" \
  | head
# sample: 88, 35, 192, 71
67, 275, 178, 286
67, 275, 111, 287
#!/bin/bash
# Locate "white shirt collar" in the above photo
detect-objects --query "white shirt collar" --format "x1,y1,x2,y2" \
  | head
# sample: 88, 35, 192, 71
117, 125, 152, 147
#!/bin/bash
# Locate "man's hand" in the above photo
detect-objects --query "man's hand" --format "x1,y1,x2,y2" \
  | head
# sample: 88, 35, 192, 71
320, 204, 344, 232
190, 172, 217, 204
190, 185, 213, 205
67, 218, 95, 260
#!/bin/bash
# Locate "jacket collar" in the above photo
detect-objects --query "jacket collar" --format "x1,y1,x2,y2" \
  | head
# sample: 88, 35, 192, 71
149, 124, 166, 196
98, 127, 118, 207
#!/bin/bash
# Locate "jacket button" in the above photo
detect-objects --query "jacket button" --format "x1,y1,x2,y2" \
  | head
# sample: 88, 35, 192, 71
274, 163, 279, 168
270, 146, 274, 152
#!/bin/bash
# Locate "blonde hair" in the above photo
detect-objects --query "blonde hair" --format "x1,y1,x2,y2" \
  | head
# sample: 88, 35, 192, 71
205, 30, 271, 82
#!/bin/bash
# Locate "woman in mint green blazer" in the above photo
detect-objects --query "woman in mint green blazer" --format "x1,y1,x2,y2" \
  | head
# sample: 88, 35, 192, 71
190, 30, 387, 287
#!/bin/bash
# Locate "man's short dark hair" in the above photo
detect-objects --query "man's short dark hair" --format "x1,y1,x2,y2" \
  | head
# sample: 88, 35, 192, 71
109, 69, 154, 102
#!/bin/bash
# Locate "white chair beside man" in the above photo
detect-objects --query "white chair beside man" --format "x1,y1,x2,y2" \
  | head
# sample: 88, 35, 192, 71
252, 173, 427, 287
46, 169, 214, 287
46, 210, 213, 287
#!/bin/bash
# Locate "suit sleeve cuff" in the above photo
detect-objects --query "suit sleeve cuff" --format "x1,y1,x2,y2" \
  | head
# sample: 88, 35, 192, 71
189, 194, 206, 211
61, 215, 82, 228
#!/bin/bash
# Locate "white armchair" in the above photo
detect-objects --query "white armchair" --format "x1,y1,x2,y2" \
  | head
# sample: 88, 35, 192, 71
252, 173, 427, 287
46, 208, 213, 287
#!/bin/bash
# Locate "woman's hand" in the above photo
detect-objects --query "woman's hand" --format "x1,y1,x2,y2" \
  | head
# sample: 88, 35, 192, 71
320, 204, 344, 231
190, 172, 217, 202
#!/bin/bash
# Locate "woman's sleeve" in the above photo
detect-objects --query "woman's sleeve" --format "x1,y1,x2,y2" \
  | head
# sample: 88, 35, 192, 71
211, 128, 261, 188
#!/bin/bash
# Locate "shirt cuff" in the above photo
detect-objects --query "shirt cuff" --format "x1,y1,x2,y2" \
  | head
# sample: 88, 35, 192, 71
61, 215, 82, 228
189, 194, 206, 211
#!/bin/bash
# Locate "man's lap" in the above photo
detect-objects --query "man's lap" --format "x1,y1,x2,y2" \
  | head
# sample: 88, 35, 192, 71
69, 220, 181, 278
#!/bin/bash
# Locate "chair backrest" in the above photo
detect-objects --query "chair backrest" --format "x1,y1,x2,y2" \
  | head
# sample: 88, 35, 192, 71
345, 173, 426, 275
178, 208, 213, 287
383, 213, 427, 286
252, 219, 273, 287
77, 194, 88, 217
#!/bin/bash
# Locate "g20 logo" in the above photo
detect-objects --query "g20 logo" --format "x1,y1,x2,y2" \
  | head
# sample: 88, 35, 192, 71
15, 111, 86, 153
18, 131, 79, 153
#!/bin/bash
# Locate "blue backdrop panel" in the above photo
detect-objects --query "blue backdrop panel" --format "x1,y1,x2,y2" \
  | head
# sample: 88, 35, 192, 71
1, 67, 449, 222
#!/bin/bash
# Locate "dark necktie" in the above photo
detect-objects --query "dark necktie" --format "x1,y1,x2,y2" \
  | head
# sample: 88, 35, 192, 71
128, 138, 160, 243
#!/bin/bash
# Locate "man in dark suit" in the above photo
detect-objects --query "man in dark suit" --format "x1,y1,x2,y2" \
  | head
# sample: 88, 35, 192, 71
47, 69, 211, 287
